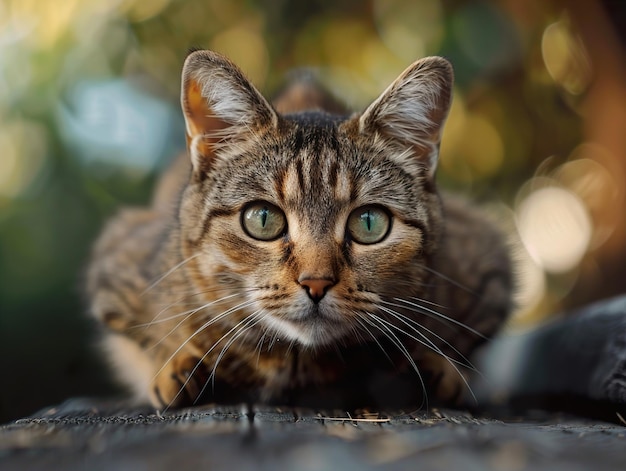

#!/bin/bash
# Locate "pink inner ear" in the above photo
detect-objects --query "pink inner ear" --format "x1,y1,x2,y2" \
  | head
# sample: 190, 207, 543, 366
183, 78, 229, 158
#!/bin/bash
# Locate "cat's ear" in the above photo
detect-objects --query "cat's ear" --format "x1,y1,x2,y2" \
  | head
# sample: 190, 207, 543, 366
357, 56, 453, 179
181, 50, 278, 175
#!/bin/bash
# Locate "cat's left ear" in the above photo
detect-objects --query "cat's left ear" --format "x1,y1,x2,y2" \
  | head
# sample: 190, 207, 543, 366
181, 50, 278, 175
357, 56, 453, 179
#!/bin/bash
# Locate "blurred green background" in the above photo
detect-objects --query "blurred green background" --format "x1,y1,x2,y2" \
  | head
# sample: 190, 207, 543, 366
1, 0, 625, 423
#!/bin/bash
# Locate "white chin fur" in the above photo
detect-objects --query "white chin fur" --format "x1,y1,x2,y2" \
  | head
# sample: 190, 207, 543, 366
263, 316, 347, 348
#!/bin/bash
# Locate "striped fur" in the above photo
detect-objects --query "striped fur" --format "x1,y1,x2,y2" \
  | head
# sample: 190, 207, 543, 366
86, 50, 512, 410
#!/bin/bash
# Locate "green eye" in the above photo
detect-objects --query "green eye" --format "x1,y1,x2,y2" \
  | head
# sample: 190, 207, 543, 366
347, 206, 391, 244
242, 202, 286, 241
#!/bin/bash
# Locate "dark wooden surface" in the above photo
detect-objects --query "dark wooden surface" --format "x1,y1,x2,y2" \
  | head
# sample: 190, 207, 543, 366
1, 398, 625, 470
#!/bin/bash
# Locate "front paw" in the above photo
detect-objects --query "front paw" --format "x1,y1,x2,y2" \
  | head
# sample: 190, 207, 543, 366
151, 353, 209, 409
420, 351, 469, 406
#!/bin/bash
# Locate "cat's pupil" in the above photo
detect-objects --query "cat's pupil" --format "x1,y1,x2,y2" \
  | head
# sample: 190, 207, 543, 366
260, 208, 268, 228
363, 211, 372, 231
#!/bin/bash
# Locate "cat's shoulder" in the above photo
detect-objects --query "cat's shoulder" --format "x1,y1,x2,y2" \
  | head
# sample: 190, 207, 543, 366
440, 192, 506, 237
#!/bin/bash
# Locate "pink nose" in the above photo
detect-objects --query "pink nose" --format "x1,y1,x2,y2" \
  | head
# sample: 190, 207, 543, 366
298, 278, 335, 303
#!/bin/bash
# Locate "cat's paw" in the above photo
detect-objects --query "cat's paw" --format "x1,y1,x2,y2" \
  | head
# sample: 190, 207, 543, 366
151, 353, 208, 409
420, 352, 468, 406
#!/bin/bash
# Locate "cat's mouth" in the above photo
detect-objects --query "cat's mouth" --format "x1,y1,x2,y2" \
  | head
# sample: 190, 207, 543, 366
290, 303, 349, 325
265, 305, 352, 347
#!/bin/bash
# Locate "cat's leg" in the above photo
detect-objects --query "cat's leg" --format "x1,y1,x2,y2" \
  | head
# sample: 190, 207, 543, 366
150, 348, 209, 408
419, 351, 468, 406
92, 295, 209, 409
102, 332, 154, 405
89, 259, 210, 408
102, 333, 208, 408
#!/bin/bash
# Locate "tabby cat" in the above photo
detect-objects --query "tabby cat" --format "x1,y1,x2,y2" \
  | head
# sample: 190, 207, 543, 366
86, 50, 512, 410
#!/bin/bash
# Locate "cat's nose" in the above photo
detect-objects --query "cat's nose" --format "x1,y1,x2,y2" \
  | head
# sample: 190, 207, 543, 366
298, 277, 335, 303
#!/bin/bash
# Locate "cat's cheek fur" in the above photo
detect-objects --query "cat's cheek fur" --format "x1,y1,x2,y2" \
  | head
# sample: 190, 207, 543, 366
352, 225, 425, 285
191, 217, 269, 279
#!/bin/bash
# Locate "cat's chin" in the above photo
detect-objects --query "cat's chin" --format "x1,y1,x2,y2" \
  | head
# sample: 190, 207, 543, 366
263, 314, 350, 348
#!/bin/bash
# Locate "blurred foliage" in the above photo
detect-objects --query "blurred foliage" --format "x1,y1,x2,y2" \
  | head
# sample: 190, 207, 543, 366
1, 0, 624, 422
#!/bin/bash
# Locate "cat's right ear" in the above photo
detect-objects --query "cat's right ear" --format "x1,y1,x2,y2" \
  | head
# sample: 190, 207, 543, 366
181, 50, 278, 176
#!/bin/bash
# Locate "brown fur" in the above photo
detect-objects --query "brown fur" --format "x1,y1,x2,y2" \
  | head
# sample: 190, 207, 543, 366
86, 50, 512, 410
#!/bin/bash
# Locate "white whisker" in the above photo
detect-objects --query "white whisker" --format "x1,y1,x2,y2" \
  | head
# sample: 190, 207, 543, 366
206, 310, 268, 389
134, 292, 242, 329
145, 285, 256, 330
363, 313, 428, 409
383, 297, 487, 340
152, 298, 258, 387
419, 265, 478, 296
163, 307, 264, 411
376, 306, 477, 403
353, 314, 393, 364
254, 330, 267, 367
378, 305, 476, 369
147, 297, 256, 351
141, 253, 200, 295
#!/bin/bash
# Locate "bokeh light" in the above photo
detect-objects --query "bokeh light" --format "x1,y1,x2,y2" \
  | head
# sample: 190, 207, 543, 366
373, 0, 444, 62
541, 17, 591, 96
0, 119, 48, 200
121, 0, 171, 22
516, 184, 592, 274
440, 91, 505, 183
558, 145, 623, 249
58, 79, 183, 175
211, 23, 269, 87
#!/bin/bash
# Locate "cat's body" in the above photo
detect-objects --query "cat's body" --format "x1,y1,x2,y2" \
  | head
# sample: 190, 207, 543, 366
87, 50, 512, 410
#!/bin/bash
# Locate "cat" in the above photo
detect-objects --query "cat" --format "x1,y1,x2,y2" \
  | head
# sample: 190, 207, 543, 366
86, 49, 513, 411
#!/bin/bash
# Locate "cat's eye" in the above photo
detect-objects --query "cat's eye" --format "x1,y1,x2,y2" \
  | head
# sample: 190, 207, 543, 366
347, 205, 391, 244
241, 202, 287, 241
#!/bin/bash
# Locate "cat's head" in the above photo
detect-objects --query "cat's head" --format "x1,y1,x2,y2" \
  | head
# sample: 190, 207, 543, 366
178, 50, 452, 349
